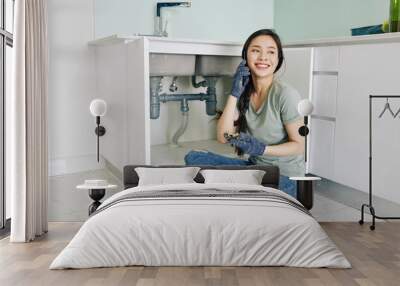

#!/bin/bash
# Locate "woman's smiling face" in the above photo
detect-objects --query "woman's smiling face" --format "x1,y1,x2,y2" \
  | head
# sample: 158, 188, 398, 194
246, 35, 279, 79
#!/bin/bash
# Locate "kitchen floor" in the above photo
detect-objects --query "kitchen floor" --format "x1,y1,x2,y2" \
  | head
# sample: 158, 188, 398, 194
311, 193, 370, 222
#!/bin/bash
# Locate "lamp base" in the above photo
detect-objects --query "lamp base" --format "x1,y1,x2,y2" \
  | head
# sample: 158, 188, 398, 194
298, 125, 309, 136
95, 126, 106, 136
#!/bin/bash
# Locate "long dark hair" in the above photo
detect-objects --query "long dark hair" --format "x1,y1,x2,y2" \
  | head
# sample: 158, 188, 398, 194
235, 29, 284, 155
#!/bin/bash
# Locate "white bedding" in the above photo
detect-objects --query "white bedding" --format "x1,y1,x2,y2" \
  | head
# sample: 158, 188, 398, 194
50, 183, 351, 269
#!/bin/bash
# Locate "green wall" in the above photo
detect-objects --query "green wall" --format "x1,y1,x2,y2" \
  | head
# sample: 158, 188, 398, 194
274, 0, 390, 43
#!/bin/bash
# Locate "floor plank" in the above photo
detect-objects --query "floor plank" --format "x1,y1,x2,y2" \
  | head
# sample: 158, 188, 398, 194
0, 222, 399, 286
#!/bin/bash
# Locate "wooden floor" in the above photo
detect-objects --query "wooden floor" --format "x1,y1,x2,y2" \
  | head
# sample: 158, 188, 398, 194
0, 222, 399, 286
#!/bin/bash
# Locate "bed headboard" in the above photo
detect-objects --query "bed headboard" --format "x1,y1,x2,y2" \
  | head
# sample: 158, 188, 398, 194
123, 165, 280, 189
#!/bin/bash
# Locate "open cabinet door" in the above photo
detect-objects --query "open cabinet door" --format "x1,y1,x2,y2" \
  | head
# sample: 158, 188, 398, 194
93, 38, 151, 173
280, 47, 313, 100
127, 38, 151, 165
278, 48, 314, 173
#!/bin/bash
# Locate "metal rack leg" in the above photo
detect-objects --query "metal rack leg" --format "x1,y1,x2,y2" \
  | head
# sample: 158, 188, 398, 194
369, 206, 376, 231
359, 202, 400, 230
359, 204, 376, 230
359, 204, 367, 225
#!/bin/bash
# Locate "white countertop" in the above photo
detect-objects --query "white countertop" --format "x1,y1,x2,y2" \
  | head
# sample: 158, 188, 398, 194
88, 32, 400, 49
88, 34, 243, 47
88, 34, 243, 56
284, 32, 400, 47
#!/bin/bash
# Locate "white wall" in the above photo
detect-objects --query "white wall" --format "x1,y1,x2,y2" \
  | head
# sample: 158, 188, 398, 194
48, 0, 101, 175
274, 0, 389, 43
94, 0, 275, 42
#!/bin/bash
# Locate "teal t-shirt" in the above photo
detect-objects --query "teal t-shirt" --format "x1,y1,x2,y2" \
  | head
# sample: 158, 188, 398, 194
243, 80, 305, 177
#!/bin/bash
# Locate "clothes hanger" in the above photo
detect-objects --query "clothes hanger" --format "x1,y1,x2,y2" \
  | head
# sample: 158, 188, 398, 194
394, 106, 400, 118
378, 97, 395, 118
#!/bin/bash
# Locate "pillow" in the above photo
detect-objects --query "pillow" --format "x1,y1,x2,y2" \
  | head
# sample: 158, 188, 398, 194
135, 167, 200, 186
200, 169, 266, 185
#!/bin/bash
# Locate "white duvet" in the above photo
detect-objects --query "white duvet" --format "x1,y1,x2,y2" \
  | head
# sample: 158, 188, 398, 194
50, 183, 351, 269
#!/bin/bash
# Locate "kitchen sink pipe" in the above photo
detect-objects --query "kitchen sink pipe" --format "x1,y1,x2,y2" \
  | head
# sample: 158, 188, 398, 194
150, 76, 219, 145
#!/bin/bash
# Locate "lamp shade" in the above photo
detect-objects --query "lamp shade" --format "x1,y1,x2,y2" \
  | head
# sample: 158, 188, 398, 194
89, 99, 107, 117
297, 99, 314, 116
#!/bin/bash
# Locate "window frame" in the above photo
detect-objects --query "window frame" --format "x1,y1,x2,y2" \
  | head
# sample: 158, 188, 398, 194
0, 0, 13, 233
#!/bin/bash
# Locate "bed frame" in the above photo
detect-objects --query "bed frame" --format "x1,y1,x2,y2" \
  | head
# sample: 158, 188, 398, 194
123, 165, 312, 210
123, 165, 280, 189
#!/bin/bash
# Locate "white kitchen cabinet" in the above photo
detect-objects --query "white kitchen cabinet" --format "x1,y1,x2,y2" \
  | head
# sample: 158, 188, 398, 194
309, 118, 335, 180
90, 36, 314, 169
293, 37, 400, 203
91, 36, 244, 168
312, 75, 337, 118
313, 46, 339, 72
308, 47, 339, 178
334, 42, 400, 198
280, 48, 313, 99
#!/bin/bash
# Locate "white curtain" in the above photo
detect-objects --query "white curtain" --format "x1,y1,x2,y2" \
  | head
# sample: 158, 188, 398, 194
8, 0, 49, 242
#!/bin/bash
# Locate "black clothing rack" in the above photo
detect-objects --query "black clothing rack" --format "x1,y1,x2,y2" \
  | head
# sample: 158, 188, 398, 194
359, 95, 400, 230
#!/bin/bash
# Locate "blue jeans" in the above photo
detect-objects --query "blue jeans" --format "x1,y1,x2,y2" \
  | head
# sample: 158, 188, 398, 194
184, 150, 297, 198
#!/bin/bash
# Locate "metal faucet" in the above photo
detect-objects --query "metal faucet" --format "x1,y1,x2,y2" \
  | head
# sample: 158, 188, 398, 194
155, 2, 191, 37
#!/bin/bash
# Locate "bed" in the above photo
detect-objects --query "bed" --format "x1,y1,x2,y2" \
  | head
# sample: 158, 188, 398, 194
50, 165, 350, 269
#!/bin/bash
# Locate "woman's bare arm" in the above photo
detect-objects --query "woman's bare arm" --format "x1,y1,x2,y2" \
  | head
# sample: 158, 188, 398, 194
217, 96, 239, 143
